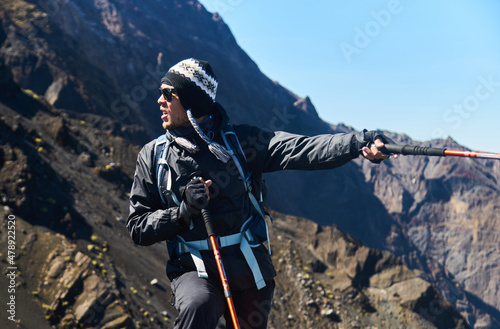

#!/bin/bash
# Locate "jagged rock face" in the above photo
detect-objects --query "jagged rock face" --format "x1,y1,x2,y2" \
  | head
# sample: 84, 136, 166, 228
268, 211, 470, 329
0, 0, 499, 328
360, 133, 500, 328
38, 246, 132, 328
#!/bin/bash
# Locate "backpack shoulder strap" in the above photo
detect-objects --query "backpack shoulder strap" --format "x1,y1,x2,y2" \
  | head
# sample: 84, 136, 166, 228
221, 124, 267, 220
153, 134, 167, 163
153, 134, 181, 207
221, 124, 249, 181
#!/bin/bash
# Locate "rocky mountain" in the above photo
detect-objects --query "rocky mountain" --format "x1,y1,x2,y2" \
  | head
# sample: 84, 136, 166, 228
360, 134, 500, 328
0, 0, 498, 328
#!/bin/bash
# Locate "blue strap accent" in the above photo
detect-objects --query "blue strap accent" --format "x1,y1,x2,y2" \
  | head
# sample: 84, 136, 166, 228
177, 236, 209, 278
176, 227, 267, 290
240, 236, 266, 290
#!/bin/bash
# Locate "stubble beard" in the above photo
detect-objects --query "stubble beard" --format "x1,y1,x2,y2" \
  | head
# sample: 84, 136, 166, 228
162, 117, 190, 131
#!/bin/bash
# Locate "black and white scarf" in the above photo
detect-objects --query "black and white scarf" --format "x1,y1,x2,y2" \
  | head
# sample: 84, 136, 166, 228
166, 109, 231, 163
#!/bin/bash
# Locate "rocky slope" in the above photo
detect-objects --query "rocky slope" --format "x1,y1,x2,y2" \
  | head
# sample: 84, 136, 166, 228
0, 0, 499, 327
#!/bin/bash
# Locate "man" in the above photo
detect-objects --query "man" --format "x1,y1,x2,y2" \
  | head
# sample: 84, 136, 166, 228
127, 58, 393, 329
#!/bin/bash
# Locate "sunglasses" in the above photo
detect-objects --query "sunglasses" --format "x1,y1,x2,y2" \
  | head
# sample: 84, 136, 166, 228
158, 87, 176, 101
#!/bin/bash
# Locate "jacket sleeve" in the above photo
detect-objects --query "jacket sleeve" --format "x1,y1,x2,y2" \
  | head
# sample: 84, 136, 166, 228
253, 129, 362, 173
127, 142, 187, 246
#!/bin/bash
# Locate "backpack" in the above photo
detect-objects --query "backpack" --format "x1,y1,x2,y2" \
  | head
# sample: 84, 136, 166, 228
153, 124, 272, 289
153, 123, 271, 243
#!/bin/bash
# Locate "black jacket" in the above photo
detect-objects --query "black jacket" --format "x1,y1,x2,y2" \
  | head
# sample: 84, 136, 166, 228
127, 105, 363, 290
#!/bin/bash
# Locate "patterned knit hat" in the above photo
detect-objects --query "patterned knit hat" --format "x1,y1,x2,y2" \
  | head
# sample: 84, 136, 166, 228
161, 58, 218, 118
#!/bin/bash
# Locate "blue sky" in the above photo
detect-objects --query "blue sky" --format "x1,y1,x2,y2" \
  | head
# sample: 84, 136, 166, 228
198, 0, 500, 153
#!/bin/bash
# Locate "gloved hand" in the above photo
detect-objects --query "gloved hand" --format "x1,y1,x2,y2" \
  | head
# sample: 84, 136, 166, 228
178, 177, 210, 226
352, 129, 395, 163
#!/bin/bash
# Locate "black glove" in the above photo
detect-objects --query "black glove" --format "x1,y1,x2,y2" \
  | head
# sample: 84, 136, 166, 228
352, 129, 395, 163
178, 177, 209, 226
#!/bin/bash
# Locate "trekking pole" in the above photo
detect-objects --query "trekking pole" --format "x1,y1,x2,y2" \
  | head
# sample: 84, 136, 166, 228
201, 207, 241, 329
380, 144, 500, 160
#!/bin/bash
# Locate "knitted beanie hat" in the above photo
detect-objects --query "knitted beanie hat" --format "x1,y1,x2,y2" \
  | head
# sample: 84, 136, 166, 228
161, 58, 218, 118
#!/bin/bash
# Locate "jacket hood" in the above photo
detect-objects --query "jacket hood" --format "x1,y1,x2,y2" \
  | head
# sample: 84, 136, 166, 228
210, 102, 230, 133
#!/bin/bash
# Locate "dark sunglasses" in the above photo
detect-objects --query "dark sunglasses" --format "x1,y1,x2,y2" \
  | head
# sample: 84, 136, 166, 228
158, 87, 176, 101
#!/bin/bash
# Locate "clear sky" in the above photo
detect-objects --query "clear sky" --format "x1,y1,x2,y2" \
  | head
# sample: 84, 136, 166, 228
198, 0, 500, 153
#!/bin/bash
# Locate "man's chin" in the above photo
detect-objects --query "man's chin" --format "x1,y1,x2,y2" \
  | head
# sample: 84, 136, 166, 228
162, 122, 181, 130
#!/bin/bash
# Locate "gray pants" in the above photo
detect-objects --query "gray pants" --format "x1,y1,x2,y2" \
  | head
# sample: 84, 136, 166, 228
171, 271, 275, 329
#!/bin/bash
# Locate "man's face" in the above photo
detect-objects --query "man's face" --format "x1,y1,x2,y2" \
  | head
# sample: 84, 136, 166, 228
158, 84, 189, 130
